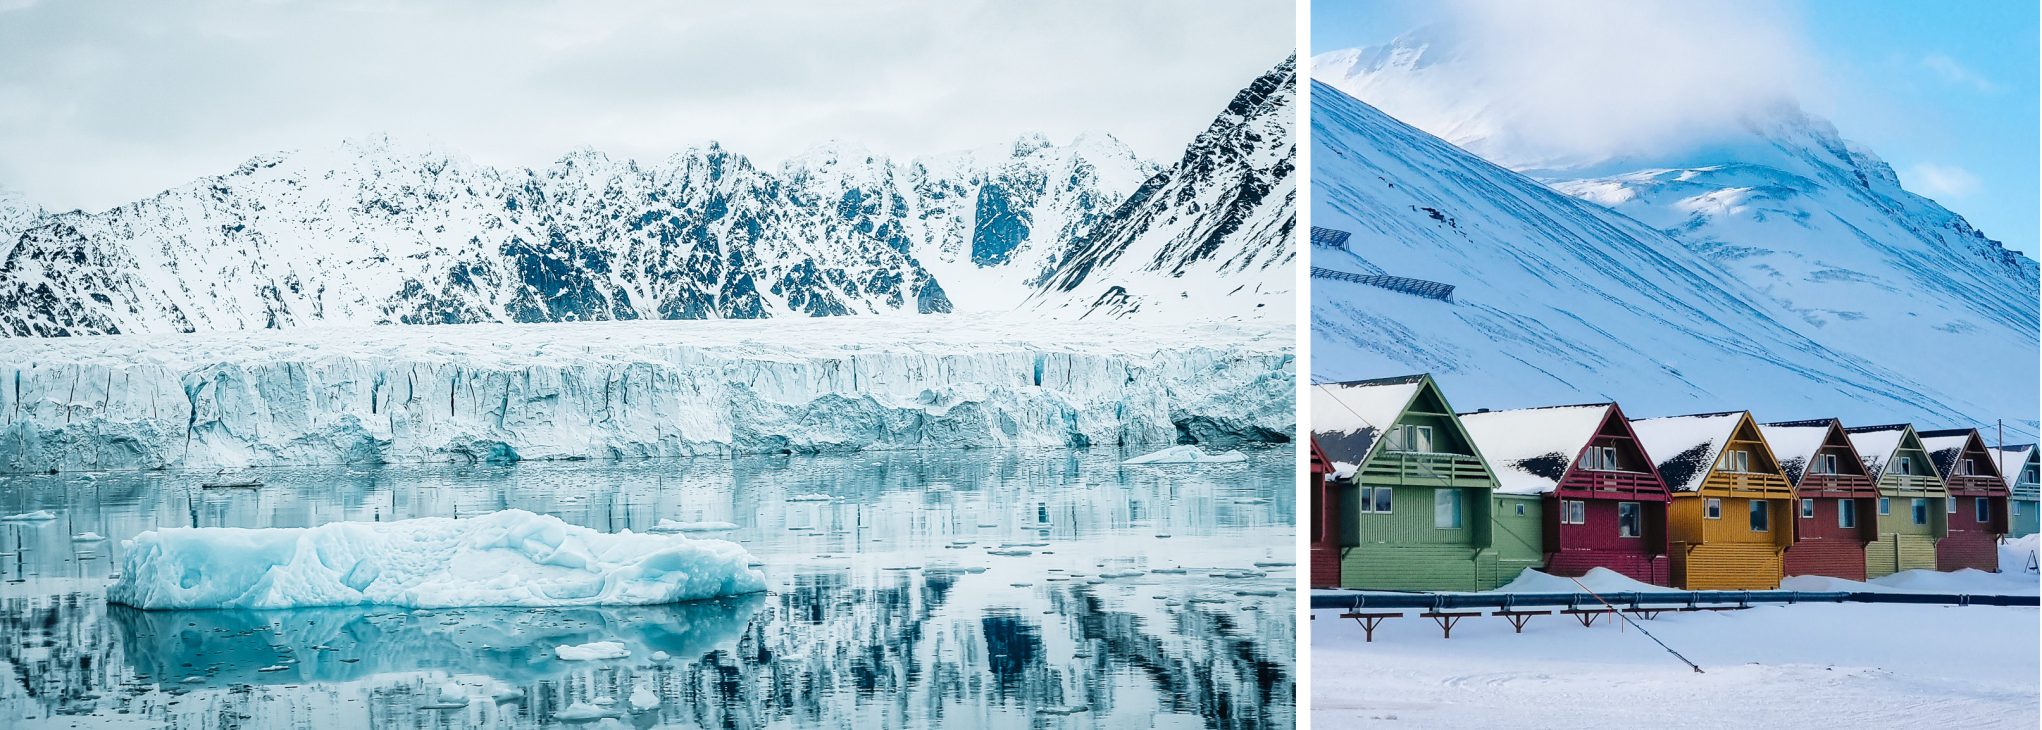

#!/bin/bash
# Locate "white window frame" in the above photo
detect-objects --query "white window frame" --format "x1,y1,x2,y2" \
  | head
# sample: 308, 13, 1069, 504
1720, 450, 1751, 473
1704, 498, 1722, 519
1749, 500, 1770, 532
1800, 498, 1815, 519
1434, 489, 1463, 529
1358, 485, 1394, 515
1617, 501, 1642, 538
1896, 456, 1912, 474
1947, 496, 1957, 514
1975, 497, 1990, 523
1958, 458, 1974, 476
1878, 497, 1890, 516
1561, 499, 1586, 525
1911, 498, 1929, 525
1815, 454, 1837, 475
1514, 502, 1526, 516
2014, 501, 2023, 516
1838, 498, 1856, 529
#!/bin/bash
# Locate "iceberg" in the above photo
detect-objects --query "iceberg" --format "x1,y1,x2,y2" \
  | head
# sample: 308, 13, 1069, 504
2, 510, 57, 521
1122, 445, 1249, 465
107, 509, 767, 610
554, 641, 630, 661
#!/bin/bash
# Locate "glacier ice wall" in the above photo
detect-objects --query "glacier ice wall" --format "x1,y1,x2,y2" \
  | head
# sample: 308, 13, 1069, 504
0, 316, 1292, 473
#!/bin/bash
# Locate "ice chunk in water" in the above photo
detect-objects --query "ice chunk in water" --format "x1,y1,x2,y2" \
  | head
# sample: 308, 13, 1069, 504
107, 509, 766, 609
555, 641, 630, 661
2, 510, 57, 522
1122, 445, 1247, 465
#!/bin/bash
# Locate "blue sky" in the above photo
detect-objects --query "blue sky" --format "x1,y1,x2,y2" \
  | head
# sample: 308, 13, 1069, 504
1312, 0, 2040, 258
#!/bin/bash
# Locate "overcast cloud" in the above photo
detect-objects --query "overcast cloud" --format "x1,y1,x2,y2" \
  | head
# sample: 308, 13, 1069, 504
0, 0, 1293, 213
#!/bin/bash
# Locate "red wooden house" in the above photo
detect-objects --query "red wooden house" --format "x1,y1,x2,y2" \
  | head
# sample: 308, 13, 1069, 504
1760, 419, 1880, 580
1309, 437, 1339, 588
1458, 403, 1672, 584
1918, 428, 2010, 572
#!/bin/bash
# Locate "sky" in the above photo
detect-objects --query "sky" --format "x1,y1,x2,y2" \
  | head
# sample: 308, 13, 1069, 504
1311, 0, 2041, 258
0, 0, 1294, 215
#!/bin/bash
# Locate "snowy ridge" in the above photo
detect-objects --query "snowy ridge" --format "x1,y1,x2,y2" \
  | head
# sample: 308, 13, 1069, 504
1308, 77, 2037, 441
0, 315, 1294, 472
1312, 34, 2038, 439
1033, 56, 1297, 321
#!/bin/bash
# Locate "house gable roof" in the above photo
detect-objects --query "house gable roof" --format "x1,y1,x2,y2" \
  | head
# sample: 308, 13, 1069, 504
1760, 418, 1868, 485
1311, 375, 1426, 480
1918, 428, 2005, 480
1458, 404, 1612, 495
1629, 411, 1771, 492
1844, 424, 1916, 478
1994, 444, 2038, 490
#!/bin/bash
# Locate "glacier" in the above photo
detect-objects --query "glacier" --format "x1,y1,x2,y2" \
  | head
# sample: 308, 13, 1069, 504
0, 314, 1293, 473
106, 509, 767, 610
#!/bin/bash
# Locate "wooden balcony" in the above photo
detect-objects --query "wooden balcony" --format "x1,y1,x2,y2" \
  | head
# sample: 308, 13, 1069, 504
1360, 451, 1492, 488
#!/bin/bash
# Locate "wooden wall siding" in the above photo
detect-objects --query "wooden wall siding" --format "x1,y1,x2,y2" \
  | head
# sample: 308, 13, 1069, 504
1545, 499, 1672, 585
1674, 542, 1784, 590
1784, 497, 1872, 579
1338, 485, 1484, 547
1546, 551, 1671, 585
1937, 496, 2006, 572
2014, 499, 2040, 538
1866, 534, 1938, 578
1669, 495, 1794, 549
1338, 544, 1507, 592
1489, 495, 1544, 579
1311, 545, 1341, 588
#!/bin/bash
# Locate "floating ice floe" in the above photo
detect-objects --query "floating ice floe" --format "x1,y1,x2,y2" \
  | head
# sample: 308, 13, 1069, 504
628, 688, 660, 710
2, 510, 57, 522
554, 702, 612, 721
1121, 445, 1249, 465
647, 519, 739, 534
556, 641, 630, 661
786, 493, 834, 502
72, 532, 107, 542
107, 509, 767, 609
987, 548, 1033, 557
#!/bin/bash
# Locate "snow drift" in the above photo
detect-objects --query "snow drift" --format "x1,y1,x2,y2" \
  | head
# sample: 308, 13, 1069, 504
0, 315, 1292, 472
107, 509, 766, 609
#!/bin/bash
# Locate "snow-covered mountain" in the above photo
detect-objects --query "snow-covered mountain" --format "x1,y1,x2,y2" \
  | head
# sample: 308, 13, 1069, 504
1033, 56, 1297, 321
1308, 79, 2037, 440
1310, 34, 2038, 439
0, 57, 1299, 337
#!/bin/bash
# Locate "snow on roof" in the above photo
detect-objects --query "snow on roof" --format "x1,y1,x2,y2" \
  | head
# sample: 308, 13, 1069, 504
1759, 419, 1843, 485
1994, 444, 2037, 489
1458, 404, 1611, 495
1629, 412, 1746, 492
1312, 377, 1424, 478
1918, 429, 1997, 478
1844, 424, 1910, 478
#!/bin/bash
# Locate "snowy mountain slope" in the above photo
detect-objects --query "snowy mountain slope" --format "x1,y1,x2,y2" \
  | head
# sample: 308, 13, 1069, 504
781, 134, 1156, 311
0, 135, 1151, 336
1033, 56, 1297, 321
1313, 33, 2039, 436
1308, 80, 2033, 440
0, 315, 1293, 472
0, 188, 40, 253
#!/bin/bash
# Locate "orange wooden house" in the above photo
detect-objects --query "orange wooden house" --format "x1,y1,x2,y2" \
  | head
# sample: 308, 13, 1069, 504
1630, 412, 1796, 590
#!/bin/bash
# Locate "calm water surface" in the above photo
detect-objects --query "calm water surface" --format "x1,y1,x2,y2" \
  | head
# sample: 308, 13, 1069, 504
0, 446, 1295, 729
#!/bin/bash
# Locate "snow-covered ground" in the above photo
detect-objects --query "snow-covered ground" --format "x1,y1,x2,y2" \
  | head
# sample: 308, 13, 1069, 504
0, 314, 1292, 472
1315, 539, 2041, 728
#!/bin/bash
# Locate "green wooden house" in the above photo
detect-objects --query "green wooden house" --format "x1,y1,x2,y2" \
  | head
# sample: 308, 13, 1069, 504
1312, 374, 1535, 591
1995, 444, 2039, 538
1845, 424, 1948, 578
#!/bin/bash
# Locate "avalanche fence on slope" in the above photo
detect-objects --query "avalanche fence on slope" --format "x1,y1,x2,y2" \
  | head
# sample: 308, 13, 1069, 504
0, 316, 1294, 473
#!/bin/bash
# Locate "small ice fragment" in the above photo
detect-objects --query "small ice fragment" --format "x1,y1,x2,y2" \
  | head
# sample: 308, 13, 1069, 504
554, 702, 611, 721
1253, 561, 1295, 568
1230, 497, 1272, 504
987, 549, 1032, 557
1, 510, 57, 522
555, 641, 630, 661
628, 688, 659, 710
648, 519, 739, 534
591, 695, 616, 706
1099, 570, 1145, 579
1010, 582, 1034, 587
1155, 533, 1173, 538
786, 493, 833, 502
1235, 589, 1280, 597
650, 651, 671, 662
257, 664, 289, 672
1122, 445, 1247, 465
1151, 568, 1189, 574
1037, 705, 1092, 716
72, 532, 107, 542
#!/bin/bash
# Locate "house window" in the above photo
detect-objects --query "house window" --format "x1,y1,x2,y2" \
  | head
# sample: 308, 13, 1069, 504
1704, 498, 1722, 519
1896, 456, 1912, 474
1583, 445, 1620, 471
1813, 454, 1837, 475
1357, 486, 1394, 514
1719, 450, 1751, 473
1838, 498, 1856, 528
1878, 497, 1890, 515
1910, 498, 1929, 525
1389, 424, 1436, 453
1514, 503, 1526, 516
2016, 501, 2024, 517
1975, 497, 1990, 523
1562, 499, 1586, 525
1800, 498, 1815, 519
1749, 500, 1769, 531
1958, 458, 1974, 476
1617, 502, 1642, 538
1434, 489, 1463, 529
1947, 496, 1956, 514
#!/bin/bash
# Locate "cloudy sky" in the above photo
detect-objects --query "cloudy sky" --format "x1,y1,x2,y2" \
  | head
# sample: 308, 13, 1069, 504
0, 0, 1294, 214
1313, 0, 2040, 257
